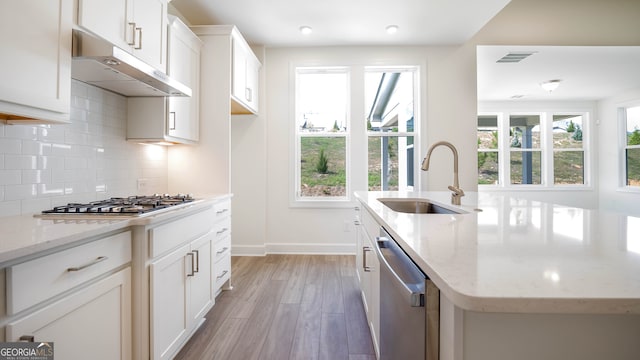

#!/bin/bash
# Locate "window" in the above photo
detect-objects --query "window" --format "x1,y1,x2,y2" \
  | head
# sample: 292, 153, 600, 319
623, 105, 640, 187
293, 65, 420, 204
295, 68, 349, 200
509, 114, 542, 185
477, 110, 590, 188
365, 68, 417, 191
477, 115, 499, 185
552, 114, 585, 185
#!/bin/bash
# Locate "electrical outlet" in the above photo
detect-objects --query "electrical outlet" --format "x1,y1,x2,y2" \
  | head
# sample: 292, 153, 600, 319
137, 178, 148, 192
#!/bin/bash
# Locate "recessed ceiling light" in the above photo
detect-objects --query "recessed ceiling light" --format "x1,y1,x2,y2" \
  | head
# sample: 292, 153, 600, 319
385, 25, 398, 34
299, 26, 312, 35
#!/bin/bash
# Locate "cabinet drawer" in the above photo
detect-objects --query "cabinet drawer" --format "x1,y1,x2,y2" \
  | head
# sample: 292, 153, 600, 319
213, 235, 231, 263
7, 231, 131, 315
212, 199, 231, 223
213, 217, 231, 242
361, 206, 380, 241
213, 255, 231, 292
150, 207, 215, 258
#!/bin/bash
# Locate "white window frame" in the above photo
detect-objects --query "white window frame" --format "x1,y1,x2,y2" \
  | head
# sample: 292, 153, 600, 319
478, 104, 593, 191
365, 66, 420, 192
618, 102, 640, 192
289, 63, 423, 208
291, 66, 351, 207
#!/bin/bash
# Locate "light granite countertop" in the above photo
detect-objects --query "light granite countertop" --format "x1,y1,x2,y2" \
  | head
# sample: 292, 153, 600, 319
355, 191, 640, 314
0, 195, 228, 267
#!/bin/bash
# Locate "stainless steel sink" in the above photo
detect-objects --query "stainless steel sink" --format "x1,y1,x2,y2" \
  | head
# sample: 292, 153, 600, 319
377, 198, 463, 214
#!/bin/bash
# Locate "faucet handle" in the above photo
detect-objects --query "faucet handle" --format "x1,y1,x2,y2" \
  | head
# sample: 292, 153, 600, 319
447, 185, 465, 206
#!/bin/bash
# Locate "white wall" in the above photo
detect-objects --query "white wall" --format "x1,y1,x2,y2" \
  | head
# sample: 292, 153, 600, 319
0, 80, 168, 217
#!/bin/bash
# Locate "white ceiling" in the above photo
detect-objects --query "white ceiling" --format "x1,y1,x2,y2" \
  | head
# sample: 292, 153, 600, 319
478, 45, 640, 102
170, 0, 512, 47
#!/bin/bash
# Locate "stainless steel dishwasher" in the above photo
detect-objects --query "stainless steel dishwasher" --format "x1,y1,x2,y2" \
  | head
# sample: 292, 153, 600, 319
375, 227, 439, 360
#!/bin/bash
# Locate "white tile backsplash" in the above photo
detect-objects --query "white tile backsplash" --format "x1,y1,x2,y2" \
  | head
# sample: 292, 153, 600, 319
0, 80, 169, 216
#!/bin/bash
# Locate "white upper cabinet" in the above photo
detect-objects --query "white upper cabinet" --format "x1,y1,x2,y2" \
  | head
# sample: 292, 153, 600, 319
0, 0, 72, 124
231, 30, 261, 114
77, 0, 168, 72
167, 16, 201, 142
127, 16, 201, 144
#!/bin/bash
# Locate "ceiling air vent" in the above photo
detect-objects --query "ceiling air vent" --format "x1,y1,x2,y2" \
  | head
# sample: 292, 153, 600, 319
496, 51, 536, 63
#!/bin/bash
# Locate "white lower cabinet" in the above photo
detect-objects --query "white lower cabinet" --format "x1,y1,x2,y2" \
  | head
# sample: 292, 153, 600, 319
355, 206, 380, 357
150, 228, 214, 360
6, 268, 132, 360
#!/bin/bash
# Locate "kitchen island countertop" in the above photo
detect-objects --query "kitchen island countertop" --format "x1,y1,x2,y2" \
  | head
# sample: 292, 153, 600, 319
355, 191, 640, 314
0, 195, 228, 267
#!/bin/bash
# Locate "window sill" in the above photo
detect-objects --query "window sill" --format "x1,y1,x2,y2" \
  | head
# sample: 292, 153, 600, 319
616, 186, 640, 194
479, 185, 595, 192
290, 198, 358, 209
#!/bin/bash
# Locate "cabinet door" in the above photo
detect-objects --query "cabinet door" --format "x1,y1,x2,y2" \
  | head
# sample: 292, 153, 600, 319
358, 229, 372, 314
231, 36, 247, 105
168, 17, 201, 142
150, 243, 190, 360
77, 0, 132, 50
230, 33, 259, 114
6, 268, 132, 360
0, 0, 71, 123
245, 54, 260, 112
132, 0, 168, 72
357, 227, 380, 355
189, 233, 213, 324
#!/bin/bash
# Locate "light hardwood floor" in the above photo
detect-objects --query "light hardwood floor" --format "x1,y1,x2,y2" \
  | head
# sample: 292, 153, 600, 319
174, 255, 376, 360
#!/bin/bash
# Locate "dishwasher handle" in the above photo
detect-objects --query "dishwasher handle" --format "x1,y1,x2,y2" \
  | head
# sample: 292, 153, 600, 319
376, 236, 425, 307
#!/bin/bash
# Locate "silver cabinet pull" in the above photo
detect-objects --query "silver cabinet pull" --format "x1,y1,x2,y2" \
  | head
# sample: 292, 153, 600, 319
19, 335, 34, 342
245, 87, 252, 102
363, 246, 373, 272
127, 22, 136, 45
134, 27, 143, 49
67, 256, 108, 272
216, 270, 228, 280
216, 208, 229, 214
354, 220, 361, 225
216, 247, 229, 255
216, 228, 229, 235
169, 111, 176, 130
186, 252, 195, 277
193, 250, 199, 273
354, 206, 360, 211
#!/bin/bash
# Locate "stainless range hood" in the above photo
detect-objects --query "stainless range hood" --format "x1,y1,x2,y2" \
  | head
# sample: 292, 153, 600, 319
71, 30, 191, 97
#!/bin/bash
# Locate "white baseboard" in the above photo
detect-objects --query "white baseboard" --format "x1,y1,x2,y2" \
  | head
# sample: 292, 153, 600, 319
231, 244, 266, 256
231, 243, 356, 256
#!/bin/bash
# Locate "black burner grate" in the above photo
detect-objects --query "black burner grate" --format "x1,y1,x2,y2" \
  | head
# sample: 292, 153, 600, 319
42, 194, 195, 215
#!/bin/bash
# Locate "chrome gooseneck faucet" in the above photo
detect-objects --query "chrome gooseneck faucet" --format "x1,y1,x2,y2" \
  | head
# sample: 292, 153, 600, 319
421, 141, 465, 205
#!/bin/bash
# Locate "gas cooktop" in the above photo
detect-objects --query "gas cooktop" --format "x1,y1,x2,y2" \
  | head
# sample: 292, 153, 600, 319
40, 194, 196, 216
